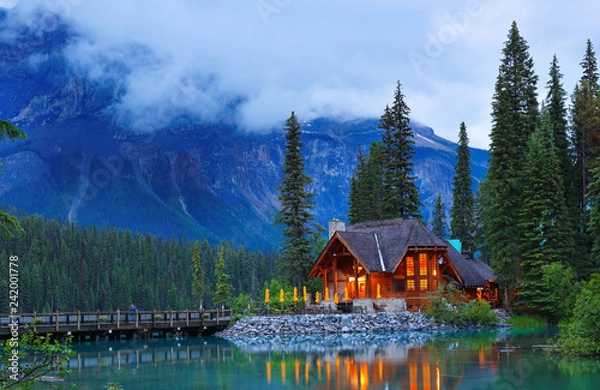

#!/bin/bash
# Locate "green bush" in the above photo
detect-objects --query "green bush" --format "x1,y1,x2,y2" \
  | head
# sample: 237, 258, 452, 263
505, 314, 547, 327
558, 273, 600, 357
426, 283, 498, 326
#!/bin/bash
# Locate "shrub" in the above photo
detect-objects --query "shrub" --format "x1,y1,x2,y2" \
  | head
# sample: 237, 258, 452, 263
558, 273, 600, 357
426, 283, 498, 326
505, 314, 547, 327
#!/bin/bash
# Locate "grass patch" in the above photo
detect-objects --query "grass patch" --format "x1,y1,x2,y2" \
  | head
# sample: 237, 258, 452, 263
505, 314, 547, 327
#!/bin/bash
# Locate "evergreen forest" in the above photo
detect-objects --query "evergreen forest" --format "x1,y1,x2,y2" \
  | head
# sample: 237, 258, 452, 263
0, 211, 277, 312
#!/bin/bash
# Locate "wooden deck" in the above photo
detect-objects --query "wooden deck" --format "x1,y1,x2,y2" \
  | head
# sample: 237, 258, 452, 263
0, 309, 232, 340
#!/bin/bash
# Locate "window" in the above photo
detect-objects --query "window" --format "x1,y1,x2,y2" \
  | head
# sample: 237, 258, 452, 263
419, 253, 428, 276
407, 280, 415, 291
432, 279, 438, 291
406, 256, 414, 276
431, 258, 438, 276
420, 279, 428, 291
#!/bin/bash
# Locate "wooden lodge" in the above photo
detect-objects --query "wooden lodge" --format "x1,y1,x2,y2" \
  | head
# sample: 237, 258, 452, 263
308, 219, 497, 309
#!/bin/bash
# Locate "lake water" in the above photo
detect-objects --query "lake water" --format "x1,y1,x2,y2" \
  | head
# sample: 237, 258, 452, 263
60, 327, 599, 389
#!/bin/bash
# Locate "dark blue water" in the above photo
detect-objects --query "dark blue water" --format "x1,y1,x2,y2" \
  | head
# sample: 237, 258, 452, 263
59, 327, 599, 389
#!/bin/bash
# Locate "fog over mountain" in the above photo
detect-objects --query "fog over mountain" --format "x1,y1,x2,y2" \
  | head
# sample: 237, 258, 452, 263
0, 4, 490, 249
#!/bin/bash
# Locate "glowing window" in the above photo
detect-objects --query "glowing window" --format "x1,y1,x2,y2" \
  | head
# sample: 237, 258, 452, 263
407, 280, 415, 291
420, 279, 428, 291
431, 258, 438, 276
406, 256, 414, 276
432, 279, 438, 291
419, 253, 428, 276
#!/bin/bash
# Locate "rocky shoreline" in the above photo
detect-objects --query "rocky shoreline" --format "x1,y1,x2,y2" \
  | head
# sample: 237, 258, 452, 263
219, 311, 496, 337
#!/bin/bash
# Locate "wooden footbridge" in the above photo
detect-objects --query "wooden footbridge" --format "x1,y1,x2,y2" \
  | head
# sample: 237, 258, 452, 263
0, 309, 232, 341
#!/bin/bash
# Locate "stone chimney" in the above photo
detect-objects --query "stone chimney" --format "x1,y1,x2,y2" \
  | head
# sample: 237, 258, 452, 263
328, 219, 346, 239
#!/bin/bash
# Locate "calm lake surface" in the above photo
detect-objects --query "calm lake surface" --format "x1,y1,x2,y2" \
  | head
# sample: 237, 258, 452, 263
60, 327, 600, 389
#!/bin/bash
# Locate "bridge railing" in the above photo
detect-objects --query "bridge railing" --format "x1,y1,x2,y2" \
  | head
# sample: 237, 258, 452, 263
0, 308, 232, 334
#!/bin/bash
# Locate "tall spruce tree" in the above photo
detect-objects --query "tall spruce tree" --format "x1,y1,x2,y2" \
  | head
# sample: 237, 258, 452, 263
450, 122, 475, 250
571, 40, 600, 239
191, 240, 206, 309
348, 141, 385, 224
213, 246, 233, 308
517, 113, 575, 311
431, 194, 448, 238
380, 81, 422, 219
481, 22, 539, 301
275, 111, 319, 286
588, 160, 600, 267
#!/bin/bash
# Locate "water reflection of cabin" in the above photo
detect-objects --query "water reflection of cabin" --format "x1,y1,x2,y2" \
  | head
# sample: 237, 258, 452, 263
308, 219, 497, 308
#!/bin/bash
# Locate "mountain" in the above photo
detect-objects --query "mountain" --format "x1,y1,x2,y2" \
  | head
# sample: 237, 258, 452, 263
0, 10, 489, 250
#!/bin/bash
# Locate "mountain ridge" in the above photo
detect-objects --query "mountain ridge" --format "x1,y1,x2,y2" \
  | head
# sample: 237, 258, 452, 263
0, 10, 489, 249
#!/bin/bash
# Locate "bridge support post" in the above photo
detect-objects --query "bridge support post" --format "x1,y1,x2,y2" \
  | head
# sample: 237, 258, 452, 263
169, 308, 173, 327
56, 311, 59, 332
77, 310, 81, 331
117, 310, 120, 329
186, 309, 189, 327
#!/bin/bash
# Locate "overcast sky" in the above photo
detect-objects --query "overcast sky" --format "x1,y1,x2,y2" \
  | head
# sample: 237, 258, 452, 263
4, 0, 600, 149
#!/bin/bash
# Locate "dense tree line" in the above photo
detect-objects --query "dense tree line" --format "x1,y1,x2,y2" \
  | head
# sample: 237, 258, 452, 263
0, 212, 277, 312
475, 23, 600, 320
348, 81, 422, 223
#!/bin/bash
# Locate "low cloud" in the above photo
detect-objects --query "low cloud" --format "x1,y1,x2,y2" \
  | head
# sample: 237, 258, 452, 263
5, 0, 600, 148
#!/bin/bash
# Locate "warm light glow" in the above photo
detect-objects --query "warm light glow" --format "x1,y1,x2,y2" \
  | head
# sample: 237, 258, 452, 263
436, 362, 441, 390
325, 287, 329, 301
407, 256, 415, 276
265, 289, 270, 303
420, 279, 428, 291
419, 253, 428, 276
315, 291, 320, 304
349, 277, 355, 282
376, 283, 381, 299
279, 288, 285, 303
334, 293, 339, 304
293, 287, 298, 302
407, 280, 415, 291
344, 287, 349, 301
281, 361, 286, 384
316, 357, 322, 379
266, 361, 271, 384
422, 361, 431, 390
409, 361, 418, 390
305, 362, 310, 386
295, 360, 300, 385
360, 362, 369, 390
303, 286, 307, 302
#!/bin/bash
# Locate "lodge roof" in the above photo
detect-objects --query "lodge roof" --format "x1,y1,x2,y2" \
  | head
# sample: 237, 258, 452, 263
330, 218, 494, 287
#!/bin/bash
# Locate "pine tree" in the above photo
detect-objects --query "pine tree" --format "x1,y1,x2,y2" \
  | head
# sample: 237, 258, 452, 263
518, 113, 575, 311
0, 120, 26, 238
348, 141, 385, 224
431, 194, 447, 238
481, 21, 539, 299
545, 56, 572, 184
191, 240, 206, 309
213, 246, 233, 308
275, 111, 319, 286
587, 160, 600, 269
380, 81, 422, 219
450, 122, 475, 250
